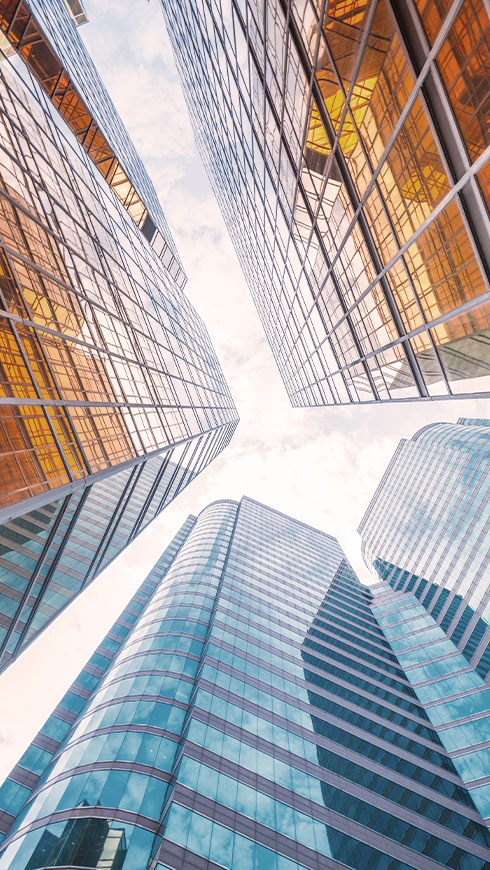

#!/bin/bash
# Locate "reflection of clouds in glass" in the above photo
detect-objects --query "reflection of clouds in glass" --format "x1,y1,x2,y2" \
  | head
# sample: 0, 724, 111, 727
360, 419, 490, 680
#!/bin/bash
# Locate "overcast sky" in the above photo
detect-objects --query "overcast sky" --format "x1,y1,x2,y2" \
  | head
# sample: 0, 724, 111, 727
0, 0, 488, 780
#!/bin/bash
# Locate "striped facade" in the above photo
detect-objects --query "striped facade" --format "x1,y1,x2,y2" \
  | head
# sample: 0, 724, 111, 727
0, 497, 489, 869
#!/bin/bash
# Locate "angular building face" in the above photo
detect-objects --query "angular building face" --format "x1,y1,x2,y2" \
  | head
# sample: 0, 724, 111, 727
359, 418, 490, 823
0, 1, 238, 669
359, 417, 490, 679
160, 0, 490, 405
1, 497, 490, 870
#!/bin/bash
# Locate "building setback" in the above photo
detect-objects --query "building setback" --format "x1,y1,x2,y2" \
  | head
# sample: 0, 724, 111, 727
0, 497, 489, 869
359, 416, 490, 824
0, 0, 238, 672
159, 0, 490, 406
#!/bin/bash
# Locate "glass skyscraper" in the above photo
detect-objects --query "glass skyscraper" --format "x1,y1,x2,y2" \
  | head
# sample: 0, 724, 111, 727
1, 496, 489, 869
159, 0, 490, 406
359, 417, 490, 679
359, 417, 490, 824
0, 0, 238, 670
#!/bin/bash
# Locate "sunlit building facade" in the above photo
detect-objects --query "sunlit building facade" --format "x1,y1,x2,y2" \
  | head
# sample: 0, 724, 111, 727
359, 417, 490, 678
1, 497, 490, 869
0, 0, 238, 670
359, 417, 490, 824
160, 0, 490, 405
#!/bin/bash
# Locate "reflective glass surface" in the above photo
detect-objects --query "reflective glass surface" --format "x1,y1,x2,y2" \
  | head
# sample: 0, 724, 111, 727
1, 498, 489, 870
159, 0, 490, 405
0, 4, 237, 669
359, 419, 490, 680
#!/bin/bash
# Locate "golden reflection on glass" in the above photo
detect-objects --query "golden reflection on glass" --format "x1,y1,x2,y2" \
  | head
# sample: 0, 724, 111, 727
477, 160, 490, 213
377, 96, 449, 244
0, 317, 37, 399
0, 82, 151, 504
343, 2, 393, 152
323, 0, 371, 92
306, 0, 386, 166
351, 15, 409, 152
0, 0, 151, 232
303, 0, 490, 395
362, 186, 398, 266
387, 259, 424, 334
415, 0, 452, 45
341, 22, 417, 205
436, 0, 490, 171
0, 403, 72, 508
0, 236, 137, 499
404, 199, 487, 323
46, 405, 85, 478
15, 321, 58, 400
430, 299, 490, 382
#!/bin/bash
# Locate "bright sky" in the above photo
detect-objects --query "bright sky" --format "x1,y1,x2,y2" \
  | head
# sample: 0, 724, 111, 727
0, 0, 488, 781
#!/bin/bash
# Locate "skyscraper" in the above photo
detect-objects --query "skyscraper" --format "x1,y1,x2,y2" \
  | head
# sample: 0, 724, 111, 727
1, 497, 490, 869
359, 417, 490, 678
0, 0, 238, 670
160, 0, 490, 406
359, 417, 490, 824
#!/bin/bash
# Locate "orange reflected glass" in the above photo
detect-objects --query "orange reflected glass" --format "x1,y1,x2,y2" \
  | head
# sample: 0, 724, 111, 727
356, 32, 414, 162
436, 0, 490, 166
0, 1, 153, 239
378, 97, 449, 244
362, 186, 398, 266
430, 299, 490, 383
415, 0, 452, 45
0, 402, 71, 505
404, 200, 487, 324
0, 317, 37, 399
387, 259, 424, 333
477, 160, 490, 214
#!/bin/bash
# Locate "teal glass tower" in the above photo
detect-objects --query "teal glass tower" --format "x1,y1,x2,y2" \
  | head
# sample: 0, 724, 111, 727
359, 418, 490, 825
1, 497, 489, 869
359, 417, 490, 679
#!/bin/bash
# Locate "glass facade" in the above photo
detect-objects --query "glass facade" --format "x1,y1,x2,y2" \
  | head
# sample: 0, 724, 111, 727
372, 587, 490, 826
159, 0, 490, 405
359, 417, 490, 679
359, 418, 490, 825
0, 1, 238, 670
1, 0, 183, 280
1, 496, 490, 869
